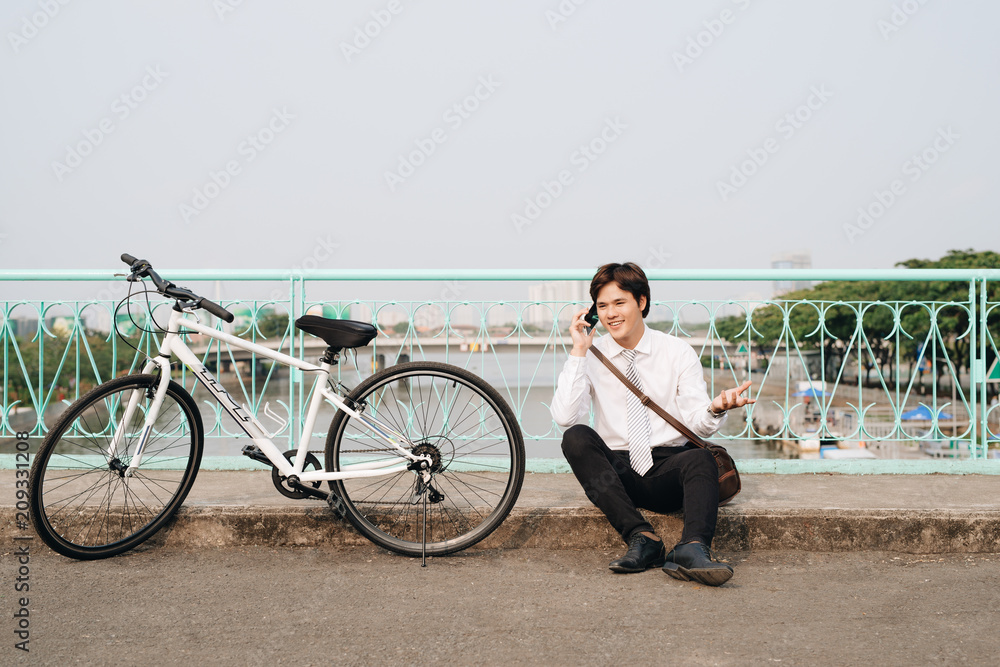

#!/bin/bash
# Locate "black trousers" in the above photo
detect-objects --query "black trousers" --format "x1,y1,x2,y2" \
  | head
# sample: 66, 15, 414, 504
561, 424, 719, 545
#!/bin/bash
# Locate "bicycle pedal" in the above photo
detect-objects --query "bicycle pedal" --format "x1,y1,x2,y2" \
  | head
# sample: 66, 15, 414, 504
326, 492, 347, 520
241, 444, 273, 467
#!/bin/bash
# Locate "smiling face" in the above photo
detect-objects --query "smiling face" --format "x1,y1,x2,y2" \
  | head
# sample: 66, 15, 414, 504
595, 282, 646, 349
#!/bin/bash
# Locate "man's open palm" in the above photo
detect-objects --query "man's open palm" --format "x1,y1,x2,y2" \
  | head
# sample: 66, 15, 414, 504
711, 380, 755, 414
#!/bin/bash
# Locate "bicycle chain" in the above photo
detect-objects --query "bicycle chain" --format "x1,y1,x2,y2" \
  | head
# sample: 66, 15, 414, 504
310, 448, 407, 454
336, 448, 407, 454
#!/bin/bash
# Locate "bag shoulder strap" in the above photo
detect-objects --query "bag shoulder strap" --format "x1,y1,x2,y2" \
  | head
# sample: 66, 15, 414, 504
588, 345, 712, 450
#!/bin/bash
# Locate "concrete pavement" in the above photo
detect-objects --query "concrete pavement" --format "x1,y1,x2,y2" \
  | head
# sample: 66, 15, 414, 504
5, 471, 1000, 665
4, 546, 1000, 666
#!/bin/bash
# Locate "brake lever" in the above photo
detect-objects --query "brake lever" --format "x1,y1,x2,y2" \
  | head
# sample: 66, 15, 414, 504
121, 262, 150, 283
177, 299, 201, 322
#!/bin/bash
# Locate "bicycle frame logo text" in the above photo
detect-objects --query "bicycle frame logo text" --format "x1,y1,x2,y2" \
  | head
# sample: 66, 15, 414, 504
195, 365, 251, 424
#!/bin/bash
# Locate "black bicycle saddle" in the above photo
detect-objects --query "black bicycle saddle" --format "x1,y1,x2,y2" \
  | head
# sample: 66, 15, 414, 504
294, 315, 377, 350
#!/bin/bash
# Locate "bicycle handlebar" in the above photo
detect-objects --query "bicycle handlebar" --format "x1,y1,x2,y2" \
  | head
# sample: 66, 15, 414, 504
120, 252, 235, 323
199, 298, 234, 322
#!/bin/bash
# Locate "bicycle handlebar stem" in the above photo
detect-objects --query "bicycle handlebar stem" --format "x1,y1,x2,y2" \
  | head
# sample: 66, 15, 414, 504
119, 252, 235, 323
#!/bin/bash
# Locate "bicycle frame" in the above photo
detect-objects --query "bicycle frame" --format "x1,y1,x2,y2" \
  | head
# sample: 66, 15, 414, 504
118, 307, 428, 482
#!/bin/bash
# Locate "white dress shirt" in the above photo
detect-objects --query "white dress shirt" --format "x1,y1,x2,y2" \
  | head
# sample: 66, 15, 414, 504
550, 326, 726, 450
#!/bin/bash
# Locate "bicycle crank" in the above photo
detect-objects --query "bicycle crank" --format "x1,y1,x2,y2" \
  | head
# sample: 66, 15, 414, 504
271, 450, 323, 499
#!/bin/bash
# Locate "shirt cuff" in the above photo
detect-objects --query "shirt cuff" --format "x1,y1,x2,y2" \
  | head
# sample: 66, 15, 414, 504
563, 354, 586, 374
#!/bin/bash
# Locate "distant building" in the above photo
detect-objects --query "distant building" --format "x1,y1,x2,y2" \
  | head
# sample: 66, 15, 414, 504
525, 281, 588, 329
6, 316, 39, 338
350, 303, 407, 329
771, 251, 812, 297
87, 307, 113, 334
486, 305, 517, 329
412, 305, 446, 332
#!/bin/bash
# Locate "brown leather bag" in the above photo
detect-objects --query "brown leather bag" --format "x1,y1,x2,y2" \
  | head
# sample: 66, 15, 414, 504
589, 346, 741, 505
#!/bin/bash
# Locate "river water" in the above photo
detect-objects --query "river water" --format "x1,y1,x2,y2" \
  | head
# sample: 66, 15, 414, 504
2, 348, 787, 460
192, 348, 788, 460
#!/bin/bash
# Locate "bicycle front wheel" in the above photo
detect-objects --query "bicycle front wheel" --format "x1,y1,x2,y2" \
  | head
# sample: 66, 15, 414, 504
29, 374, 204, 559
326, 362, 524, 556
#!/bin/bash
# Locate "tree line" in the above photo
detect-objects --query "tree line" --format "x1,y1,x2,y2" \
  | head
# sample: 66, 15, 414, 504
713, 249, 1000, 395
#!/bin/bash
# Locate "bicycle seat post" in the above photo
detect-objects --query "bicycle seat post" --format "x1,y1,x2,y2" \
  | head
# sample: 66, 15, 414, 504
319, 347, 341, 366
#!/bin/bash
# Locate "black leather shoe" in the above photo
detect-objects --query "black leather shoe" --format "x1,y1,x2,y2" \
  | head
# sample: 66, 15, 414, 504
609, 533, 666, 573
662, 541, 733, 586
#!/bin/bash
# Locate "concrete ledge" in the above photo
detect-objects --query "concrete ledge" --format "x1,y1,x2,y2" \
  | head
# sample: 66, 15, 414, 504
712, 509, 1000, 553
7, 472, 1000, 554
9, 506, 996, 554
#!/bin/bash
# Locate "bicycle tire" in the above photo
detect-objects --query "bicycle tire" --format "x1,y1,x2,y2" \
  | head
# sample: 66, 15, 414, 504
29, 374, 204, 559
326, 362, 524, 556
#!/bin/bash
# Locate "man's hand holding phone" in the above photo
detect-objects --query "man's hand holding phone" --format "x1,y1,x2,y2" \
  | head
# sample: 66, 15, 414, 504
570, 304, 599, 357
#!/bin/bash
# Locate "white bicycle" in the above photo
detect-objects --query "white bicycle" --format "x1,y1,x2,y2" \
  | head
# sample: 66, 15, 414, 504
29, 254, 525, 561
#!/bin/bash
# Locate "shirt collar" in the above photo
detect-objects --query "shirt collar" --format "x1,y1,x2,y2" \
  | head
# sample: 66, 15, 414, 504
604, 323, 652, 359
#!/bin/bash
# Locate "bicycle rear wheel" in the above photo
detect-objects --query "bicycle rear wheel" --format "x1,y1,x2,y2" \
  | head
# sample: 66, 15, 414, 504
29, 374, 203, 559
326, 362, 524, 556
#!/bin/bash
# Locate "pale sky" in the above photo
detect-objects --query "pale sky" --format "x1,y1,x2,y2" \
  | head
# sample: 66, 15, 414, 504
2, 1, 997, 304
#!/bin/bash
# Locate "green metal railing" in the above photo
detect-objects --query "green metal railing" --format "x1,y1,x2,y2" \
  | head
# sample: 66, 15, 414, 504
2, 268, 998, 473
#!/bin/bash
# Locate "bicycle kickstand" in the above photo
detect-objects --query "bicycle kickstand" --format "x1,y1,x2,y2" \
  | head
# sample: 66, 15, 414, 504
421, 478, 428, 568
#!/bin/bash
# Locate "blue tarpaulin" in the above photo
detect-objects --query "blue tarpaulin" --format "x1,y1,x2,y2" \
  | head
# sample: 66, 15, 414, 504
901, 405, 953, 420
792, 388, 830, 398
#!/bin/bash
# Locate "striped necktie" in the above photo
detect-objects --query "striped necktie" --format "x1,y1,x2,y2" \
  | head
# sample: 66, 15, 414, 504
621, 348, 653, 475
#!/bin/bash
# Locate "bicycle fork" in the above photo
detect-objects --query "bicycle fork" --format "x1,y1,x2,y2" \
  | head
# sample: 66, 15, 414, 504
107, 361, 172, 477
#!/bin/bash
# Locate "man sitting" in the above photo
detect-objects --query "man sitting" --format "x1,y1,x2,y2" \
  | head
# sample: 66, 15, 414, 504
550, 262, 754, 586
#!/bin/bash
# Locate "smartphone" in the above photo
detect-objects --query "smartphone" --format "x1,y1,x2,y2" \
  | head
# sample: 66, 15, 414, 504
584, 303, 599, 334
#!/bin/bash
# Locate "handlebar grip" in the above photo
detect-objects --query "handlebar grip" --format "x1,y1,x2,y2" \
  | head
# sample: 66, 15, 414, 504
121, 253, 139, 266
200, 299, 235, 323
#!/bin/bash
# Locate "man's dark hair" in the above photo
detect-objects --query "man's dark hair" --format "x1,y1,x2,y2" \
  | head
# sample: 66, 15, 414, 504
589, 262, 650, 318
